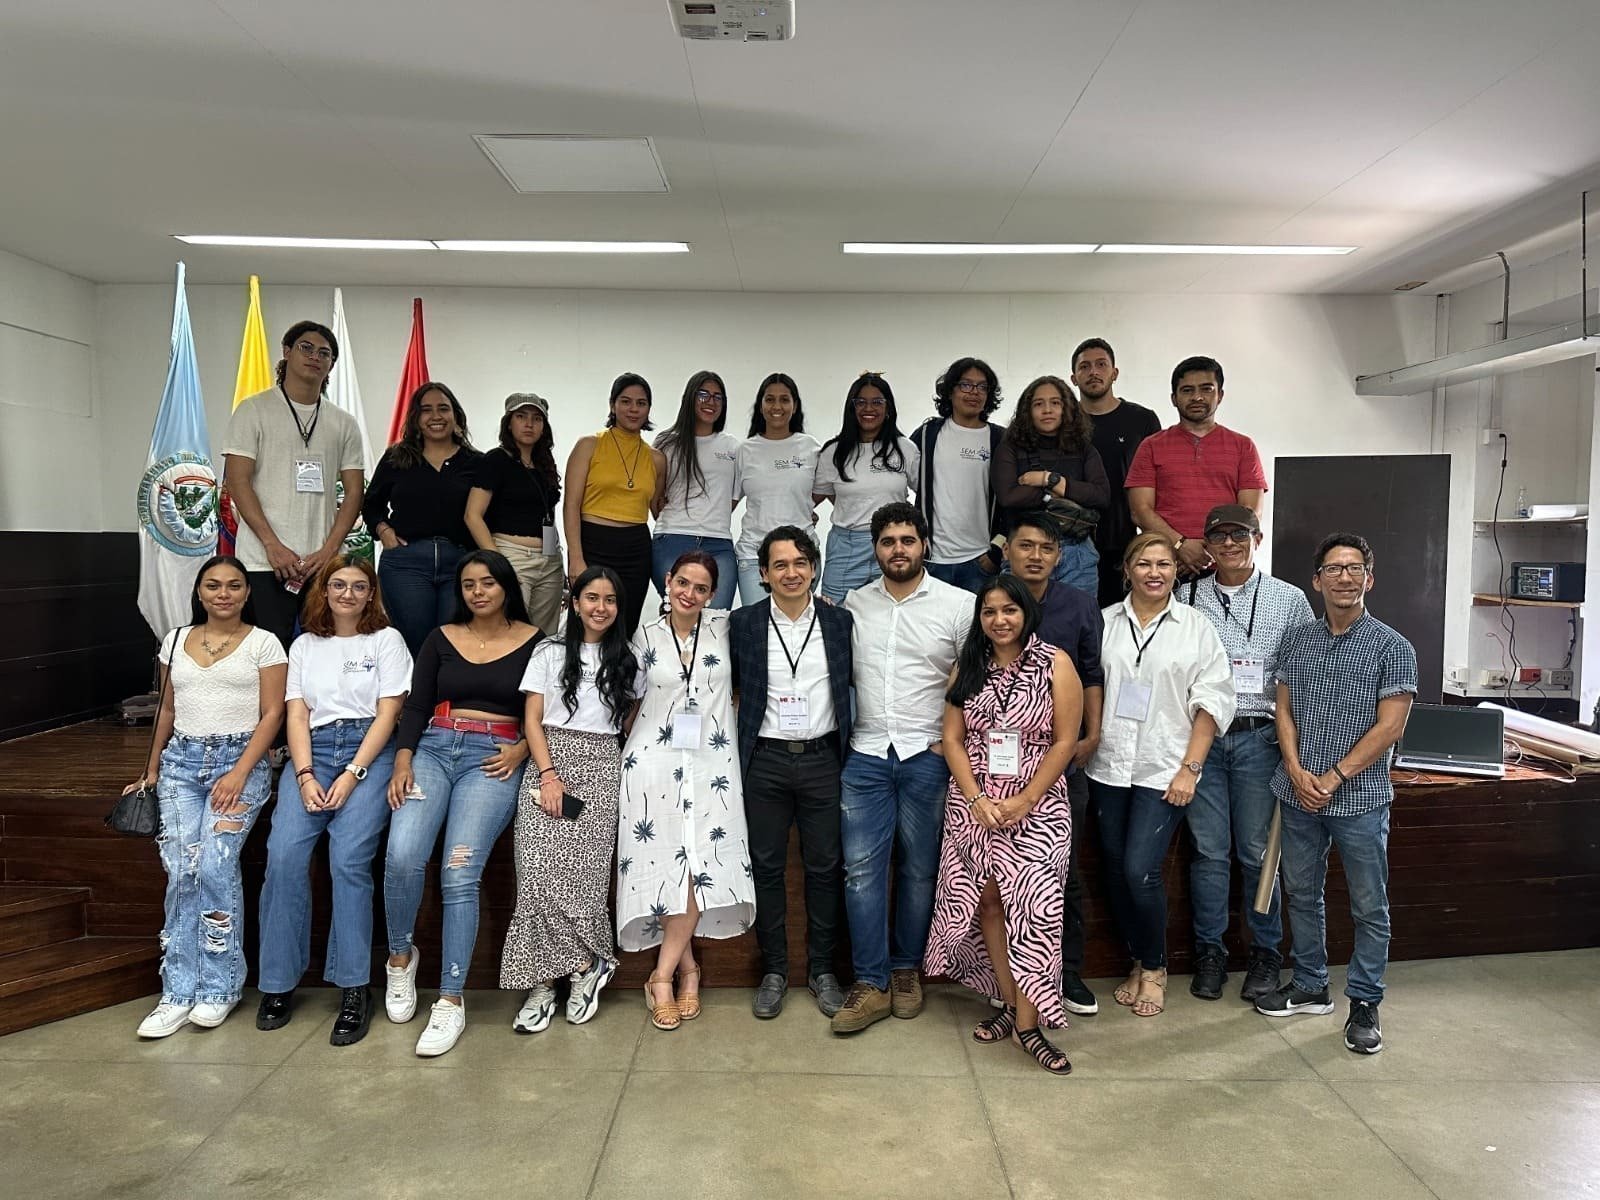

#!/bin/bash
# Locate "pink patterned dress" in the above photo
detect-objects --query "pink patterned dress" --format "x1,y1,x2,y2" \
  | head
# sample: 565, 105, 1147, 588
923, 635, 1072, 1028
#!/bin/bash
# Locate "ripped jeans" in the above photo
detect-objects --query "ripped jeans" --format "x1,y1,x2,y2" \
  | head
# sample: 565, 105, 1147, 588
383, 727, 522, 997
155, 733, 272, 1005
1088, 779, 1187, 971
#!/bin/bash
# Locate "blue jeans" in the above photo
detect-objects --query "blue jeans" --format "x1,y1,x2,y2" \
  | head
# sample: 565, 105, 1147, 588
736, 558, 766, 608
383, 726, 523, 996
154, 733, 272, 1005
1054, 537, 1099, 594
839, 747, 949, 989
1089, 778, 1185, 969
1279, 800, 1391, 1004
379, 538, 466, 658
258, 719, 396, 992
652, 533, 737, 609
821, 526, 878, 604
1188, 724, 1283, 955
927, 554, 997, 594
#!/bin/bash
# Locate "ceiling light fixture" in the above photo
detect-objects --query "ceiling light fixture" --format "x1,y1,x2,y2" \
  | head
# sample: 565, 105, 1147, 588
174, 235, 435, 250
1094, 243, 1357, 255
842, 242, 1098, 255
434, 240, 690, 254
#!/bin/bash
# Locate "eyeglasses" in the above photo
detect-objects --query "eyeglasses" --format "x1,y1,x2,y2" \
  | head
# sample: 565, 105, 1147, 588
295, 340, 334, 362
693, 389, 724, 403
327, 580, 371, 594
853, 397, 887, 409
1317, 563, 1369, 579
1204, 528, 1253, 545
955, 380, 990, 395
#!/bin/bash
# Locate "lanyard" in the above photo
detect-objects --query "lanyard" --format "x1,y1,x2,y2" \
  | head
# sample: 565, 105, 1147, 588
989, 651, 1028, 722
669, 615, 703, 693
519, 454, 552, 522
1125, 610, 1170, 670
1215, 577, 1260, 643
769, 606, 817, 680
280, 386, 321, 449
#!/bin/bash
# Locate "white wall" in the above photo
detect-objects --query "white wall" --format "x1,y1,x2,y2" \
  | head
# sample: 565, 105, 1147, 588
0, 249, 98, 530
92, 283, 1438, 562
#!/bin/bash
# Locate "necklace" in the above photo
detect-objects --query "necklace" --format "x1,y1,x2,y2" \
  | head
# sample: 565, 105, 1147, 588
472, 620, 510, 650
608, 429, 645, 490
200, 628, 239, 657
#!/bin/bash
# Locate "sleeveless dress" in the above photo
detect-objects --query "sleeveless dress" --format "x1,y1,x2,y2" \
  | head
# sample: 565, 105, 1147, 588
923, 635, 1073, 1028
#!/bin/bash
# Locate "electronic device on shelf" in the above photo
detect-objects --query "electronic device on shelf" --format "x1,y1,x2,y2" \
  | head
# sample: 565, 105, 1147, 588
1509, 562, 1585, 603
1394, 704, 1505, 778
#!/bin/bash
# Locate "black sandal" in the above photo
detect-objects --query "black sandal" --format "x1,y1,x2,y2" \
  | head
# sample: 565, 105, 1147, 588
973, 1004, 1016, 1043
1016, 1027, 1072, 1075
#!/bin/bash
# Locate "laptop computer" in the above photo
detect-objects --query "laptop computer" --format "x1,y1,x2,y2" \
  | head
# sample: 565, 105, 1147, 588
1393, 703, 1506, 778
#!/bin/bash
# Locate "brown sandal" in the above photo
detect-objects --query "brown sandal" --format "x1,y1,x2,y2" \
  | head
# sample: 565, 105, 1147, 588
1113, 964, 1142, 1008
676, 965, 702, 1020
645, 973, 680, 1031
1133, 968, 1167, 1017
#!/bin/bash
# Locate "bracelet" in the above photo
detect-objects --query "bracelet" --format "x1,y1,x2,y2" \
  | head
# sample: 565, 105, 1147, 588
538, 767, 557, 779
1331, 763, 1350, 784
294, 766, 315, 779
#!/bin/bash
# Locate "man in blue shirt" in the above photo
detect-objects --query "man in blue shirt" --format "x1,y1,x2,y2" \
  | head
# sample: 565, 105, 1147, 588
1257, 532, 1416, 1055
1003, 510, 1104, 1014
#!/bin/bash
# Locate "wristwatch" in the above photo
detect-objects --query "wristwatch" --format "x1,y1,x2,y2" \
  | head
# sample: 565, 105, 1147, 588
1174, 536, 1186, 553
1184, 760, 1203, 776
344, 763, 368, 781
1044, 471, 1063, 494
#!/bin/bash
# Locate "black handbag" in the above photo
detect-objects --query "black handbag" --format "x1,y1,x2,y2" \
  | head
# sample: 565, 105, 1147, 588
1044, 493, 1101, 540
104, 630, 181, 838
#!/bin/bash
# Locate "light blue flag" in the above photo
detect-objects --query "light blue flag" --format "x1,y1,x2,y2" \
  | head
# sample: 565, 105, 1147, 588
136, 262, 219, 637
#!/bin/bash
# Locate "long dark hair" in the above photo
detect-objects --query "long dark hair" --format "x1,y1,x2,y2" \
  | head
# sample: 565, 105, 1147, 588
1007, 375, 1092, 455
946, 575, 1040, 707
555, 566, 638, 726
746, 372, 806, 437
447, 550, 532, 626
496, 407, 561, 497
187, 554, 260, 626
823, 372, 906, 482
603, 372, 655, 431
656, 370, 728, 500
386, 381, 476, 469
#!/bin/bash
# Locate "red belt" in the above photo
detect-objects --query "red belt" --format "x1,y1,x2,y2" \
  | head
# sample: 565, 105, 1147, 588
429, 715, 520, 739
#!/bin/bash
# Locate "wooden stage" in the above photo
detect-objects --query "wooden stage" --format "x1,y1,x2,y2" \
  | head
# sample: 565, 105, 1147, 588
2, 720, 1598, 1018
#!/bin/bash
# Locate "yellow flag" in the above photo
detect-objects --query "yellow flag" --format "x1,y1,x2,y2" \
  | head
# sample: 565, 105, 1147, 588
232, 275, 272, 409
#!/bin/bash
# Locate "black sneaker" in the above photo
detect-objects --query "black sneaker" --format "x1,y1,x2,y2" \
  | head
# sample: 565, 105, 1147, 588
1343, 1000, 1383, 1055
1254, 981, 1335, 1017
1239, 947, 1283, 1003
1061, 970, 1098, 1016
329, 986, 373, 1047
1189, 947, 1228, 1001
255, 990, 294, 1031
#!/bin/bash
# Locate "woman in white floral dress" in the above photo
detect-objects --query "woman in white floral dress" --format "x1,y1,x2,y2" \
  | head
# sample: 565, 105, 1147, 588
619, 550, 755, 1030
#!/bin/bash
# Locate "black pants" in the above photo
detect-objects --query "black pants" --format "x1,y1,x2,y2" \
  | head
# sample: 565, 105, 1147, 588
744, 738, 843, 979
1062, 767, 1091, 973
581, 521, 652, 639
246, 572, 304, 652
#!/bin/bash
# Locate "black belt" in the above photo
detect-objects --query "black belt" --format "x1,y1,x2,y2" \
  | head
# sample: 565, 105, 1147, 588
756, 734, 837, 756
1228, 715, 1274, 733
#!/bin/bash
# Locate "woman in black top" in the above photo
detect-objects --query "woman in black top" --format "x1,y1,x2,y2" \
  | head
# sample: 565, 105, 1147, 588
464, 393, 563, 634
992, 375, 1111, 595
365, 382, 482, 655
381, 550, 542, 1058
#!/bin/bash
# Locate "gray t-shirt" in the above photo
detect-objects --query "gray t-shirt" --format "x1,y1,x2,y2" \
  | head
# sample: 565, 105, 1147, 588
223, 387, 365, 572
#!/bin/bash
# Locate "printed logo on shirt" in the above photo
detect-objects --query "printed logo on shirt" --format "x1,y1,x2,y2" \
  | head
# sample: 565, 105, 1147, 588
868, 460, 904, 474
342, 656, 377, 675
713, 450, 738, 462
772, 457, 809, 470
959, 446, 991, 463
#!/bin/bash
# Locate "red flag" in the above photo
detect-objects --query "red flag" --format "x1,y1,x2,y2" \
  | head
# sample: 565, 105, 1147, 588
386, 297, 429, 445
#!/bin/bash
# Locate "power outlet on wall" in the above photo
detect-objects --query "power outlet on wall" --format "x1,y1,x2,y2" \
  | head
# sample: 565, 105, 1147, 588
1479, 669, 1510, 689
1546, 668, 1574, 689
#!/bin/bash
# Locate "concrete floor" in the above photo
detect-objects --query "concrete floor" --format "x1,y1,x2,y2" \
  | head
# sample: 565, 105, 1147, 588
3, 949, 1597, 1200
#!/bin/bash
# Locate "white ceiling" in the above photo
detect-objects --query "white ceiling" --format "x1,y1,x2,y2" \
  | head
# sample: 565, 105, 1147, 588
3, 0, 1600, 293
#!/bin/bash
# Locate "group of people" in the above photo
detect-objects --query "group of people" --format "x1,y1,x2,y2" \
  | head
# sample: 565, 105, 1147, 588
123, 318, 1418, 1074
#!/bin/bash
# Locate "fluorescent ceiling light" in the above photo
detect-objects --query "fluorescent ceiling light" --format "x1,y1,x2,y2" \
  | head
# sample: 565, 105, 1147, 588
435, 240, 690, 254
174, 235, 434, 250
1095, 243, 1357, 255
843, 242, 1097, 255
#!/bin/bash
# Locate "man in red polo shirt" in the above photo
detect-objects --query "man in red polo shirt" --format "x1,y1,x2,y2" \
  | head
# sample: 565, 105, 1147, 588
1125, 356, 1267, 576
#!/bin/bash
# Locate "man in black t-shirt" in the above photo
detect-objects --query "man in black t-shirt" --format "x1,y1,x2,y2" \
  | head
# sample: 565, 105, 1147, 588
1071, 337, 1162, 607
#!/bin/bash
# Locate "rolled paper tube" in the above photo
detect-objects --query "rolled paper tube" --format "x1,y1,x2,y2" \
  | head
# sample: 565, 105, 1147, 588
1253, 806, 1282, 915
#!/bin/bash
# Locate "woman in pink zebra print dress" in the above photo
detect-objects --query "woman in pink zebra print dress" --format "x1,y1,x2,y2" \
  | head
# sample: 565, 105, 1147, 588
925, 575, 1083, 1075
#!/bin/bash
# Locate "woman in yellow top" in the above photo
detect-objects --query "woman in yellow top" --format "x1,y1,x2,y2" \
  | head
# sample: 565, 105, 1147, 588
564, 373, 667, 637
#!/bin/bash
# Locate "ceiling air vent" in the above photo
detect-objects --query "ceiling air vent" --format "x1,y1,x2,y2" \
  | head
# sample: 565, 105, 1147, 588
668, 0, 794, 41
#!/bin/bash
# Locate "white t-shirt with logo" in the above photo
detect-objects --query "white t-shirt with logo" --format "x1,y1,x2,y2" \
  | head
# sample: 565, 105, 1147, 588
812, 436, 920, 531
734, 433, 822, 561
655, 431, 741, 539
285, 628, 413, 727
929, 420, 995, 563
520, 639, 630, 734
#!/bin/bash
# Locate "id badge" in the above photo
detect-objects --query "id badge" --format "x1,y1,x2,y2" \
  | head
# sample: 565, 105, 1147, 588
1231, 657, 1266, 694
542, 522, 562, 558
987, 729, 1021, 778
776, 694, 809, 734
671, 710, 704, 750
1115, 680, 1153, 722
294, 457, 326, 494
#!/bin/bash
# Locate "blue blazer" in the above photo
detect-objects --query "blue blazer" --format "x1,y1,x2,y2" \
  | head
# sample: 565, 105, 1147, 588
729, 596, 854, 778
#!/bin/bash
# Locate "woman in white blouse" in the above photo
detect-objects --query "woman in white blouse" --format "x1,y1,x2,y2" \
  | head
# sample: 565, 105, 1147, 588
255, 555, 412, 1046
1087, 532, 1235, 1018
123, 555, 287, 1038
734, 373, 821, 606
652, 371, 741, 609
813, 372, 920, 603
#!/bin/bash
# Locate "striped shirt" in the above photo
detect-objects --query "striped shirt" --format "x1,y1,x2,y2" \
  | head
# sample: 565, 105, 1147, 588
1124, 424, 1267, 540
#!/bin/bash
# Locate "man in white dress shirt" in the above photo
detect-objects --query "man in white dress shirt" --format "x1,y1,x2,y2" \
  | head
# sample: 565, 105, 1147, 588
831, 502, 971, 1034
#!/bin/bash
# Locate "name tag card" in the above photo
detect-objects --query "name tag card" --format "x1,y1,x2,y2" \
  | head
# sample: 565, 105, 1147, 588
1231, 657, 1266, 694
777, 694, 809, 734
671, 711, 704, 750
542, 523, 562, 559
1115, 681, 1153, 723
294, 458, 326, 494
987, 729, 1021, 777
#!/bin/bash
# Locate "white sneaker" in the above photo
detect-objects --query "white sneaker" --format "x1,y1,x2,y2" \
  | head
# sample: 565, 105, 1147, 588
385, 951, 420, 1023
566, 957, 617, 1025
415, 998, 466, 1057
188, 999, 239, 1028
513, 985, 558, 1034
136, 1001, 193, 1038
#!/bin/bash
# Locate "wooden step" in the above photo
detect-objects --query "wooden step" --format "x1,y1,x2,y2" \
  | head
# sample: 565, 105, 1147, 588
0, 885, 89, 955
0, 936, 160, 1036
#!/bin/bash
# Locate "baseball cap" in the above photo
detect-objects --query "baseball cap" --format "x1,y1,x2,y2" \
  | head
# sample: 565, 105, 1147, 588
1203, 504, 1260, 534
504, 392, 549, 416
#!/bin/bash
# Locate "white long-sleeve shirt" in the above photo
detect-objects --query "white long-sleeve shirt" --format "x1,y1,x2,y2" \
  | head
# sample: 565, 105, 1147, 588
1087, 596, 1236, 789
